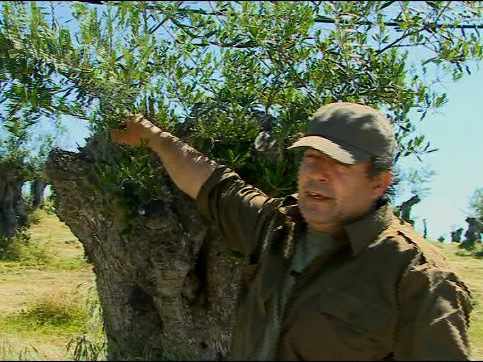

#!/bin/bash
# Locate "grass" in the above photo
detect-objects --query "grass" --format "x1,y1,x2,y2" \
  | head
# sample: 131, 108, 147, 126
1, 290, 88, 335
0, 285, 107, 361
0, 337, 41, 361
429, 240, 483, 359
0, 209, 90, 273
0, 209, 98, 360
0, 285, 105, 360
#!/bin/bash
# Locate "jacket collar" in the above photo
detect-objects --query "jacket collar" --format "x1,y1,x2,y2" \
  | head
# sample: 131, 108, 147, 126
279, 193, 394, 256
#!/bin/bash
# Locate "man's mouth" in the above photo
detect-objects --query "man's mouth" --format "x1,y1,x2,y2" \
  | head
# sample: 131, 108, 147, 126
305, 191, 332, 201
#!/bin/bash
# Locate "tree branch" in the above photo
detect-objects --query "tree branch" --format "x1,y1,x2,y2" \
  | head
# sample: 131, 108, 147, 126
81, 2, 483, 30
312, 16, 483, 30
191, 40, 258, 48
376, 27, 427, 55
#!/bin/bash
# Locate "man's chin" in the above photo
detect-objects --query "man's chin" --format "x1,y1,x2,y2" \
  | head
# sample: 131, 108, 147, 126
300, 197, 332, 211
299, 204, 334, 225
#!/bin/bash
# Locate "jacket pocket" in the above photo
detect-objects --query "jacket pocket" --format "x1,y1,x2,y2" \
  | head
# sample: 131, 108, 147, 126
318, 288, 392, 355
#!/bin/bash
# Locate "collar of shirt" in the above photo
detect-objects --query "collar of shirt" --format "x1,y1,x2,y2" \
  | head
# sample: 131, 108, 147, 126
279, 193, 394, 257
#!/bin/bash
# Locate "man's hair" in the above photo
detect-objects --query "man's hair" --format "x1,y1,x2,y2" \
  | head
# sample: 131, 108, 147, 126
367, 155, 399, 202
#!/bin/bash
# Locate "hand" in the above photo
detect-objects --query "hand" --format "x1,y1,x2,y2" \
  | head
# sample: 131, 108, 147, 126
111, 114, 160, 147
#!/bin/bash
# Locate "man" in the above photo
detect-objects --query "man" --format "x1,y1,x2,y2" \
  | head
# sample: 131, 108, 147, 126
111, 102, 473, 360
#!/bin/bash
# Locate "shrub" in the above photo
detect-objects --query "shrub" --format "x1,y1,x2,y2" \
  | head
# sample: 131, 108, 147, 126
0, 229, 50, 265
5, 289, 89, 332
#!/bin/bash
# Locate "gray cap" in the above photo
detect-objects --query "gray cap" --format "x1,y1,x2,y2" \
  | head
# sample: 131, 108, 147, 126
288, 102, 396, 164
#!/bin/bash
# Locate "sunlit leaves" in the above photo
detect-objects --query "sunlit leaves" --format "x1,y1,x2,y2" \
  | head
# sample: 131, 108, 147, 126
468, 187, 483, 221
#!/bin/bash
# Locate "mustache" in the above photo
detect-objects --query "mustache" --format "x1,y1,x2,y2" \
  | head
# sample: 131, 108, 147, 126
300, 181, 334, 198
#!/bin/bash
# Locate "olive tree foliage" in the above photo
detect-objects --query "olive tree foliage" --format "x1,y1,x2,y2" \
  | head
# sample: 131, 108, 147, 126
0, 123, 53, 239
0, 101, 54, 239
0, 0, 60, 239
1, 1, 482, 206
468, 187, 483, 222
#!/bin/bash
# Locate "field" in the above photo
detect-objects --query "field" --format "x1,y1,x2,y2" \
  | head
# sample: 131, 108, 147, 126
0, 211, 97, 360
0, 210, 481, 360
430, 241, 483, 359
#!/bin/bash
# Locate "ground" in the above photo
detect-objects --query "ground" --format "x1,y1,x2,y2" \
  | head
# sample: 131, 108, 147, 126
0, 210, 481, 360
429, 241, 483, 359
0, 211, 96, 360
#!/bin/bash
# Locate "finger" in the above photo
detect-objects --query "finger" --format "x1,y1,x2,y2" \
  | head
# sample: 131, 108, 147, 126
124, 113, 141, 121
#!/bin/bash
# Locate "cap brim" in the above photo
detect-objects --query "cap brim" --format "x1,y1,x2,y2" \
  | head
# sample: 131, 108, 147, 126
287, 136, 370, 165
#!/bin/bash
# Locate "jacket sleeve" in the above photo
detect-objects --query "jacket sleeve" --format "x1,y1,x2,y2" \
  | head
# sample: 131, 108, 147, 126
394, 262, 473, 360
196, 165, 278, 259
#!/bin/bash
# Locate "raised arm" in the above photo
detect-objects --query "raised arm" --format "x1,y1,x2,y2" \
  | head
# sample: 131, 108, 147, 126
111, 114, 277, 258
111, 114, 217, 199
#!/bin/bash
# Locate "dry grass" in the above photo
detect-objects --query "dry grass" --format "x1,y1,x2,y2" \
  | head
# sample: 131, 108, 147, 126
0, 210, 96, 360
0, 336, 41, 361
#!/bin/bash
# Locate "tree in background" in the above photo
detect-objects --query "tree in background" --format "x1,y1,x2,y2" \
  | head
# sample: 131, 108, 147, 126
0, 0, 60, 240
1, 1, 482, 359
451, 227, 464, 243
468, 187, 483, 222
0, 124, 54, 241
0, 138, 29, 239
28, 139, 53, 210
393, 166, 434, 226
459, 187, 483, 250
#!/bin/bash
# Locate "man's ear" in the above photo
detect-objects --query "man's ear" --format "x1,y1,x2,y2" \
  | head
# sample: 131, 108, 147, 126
372, 171, 393, 198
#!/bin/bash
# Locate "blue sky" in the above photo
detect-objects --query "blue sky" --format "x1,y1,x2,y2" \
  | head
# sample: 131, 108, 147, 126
396, 66, 483, 240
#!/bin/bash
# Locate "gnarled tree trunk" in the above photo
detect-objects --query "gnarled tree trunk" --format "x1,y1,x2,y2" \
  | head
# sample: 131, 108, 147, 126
0, 166, 28, 238
45, 136, 243, 360
30, 178, 48, 210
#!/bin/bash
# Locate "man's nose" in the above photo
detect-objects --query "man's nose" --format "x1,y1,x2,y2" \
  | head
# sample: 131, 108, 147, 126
307, 162, 330, 183
315, 170, 329, 183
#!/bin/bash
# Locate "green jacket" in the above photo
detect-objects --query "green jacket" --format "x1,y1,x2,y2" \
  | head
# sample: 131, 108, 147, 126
197, 166, 473, 361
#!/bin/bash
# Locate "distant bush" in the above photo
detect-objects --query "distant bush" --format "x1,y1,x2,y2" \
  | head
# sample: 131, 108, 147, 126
0, 229, 50, 265
27, 209, 43, 225
455, 243, 483, 258
42, 198, 57, 215
5, 289, 88, 332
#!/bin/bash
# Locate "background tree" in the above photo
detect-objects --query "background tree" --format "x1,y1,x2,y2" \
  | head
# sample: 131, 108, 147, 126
468, 187, 483, 222
28, 138, 53, 210
1, 1, 482, 359
393, 166, 435, 225
0, 0, 60, 240
0, 133, 29, 239
0, 122, 54, 242
458, 187, 483, 250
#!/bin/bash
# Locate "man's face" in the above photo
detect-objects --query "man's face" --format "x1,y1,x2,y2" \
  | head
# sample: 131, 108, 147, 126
297, 148, 391, 233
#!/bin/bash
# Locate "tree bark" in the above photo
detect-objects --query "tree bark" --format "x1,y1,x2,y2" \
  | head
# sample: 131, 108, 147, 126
31, 178, 48, 209
0, 166, 28, 238
45, 136, 243, 361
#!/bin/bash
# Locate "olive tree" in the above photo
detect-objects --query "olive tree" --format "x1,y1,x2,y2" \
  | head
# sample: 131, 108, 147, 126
1, 1, 481, 359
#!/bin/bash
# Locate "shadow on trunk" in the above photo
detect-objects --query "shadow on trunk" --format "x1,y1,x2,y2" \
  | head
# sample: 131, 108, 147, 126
45, 136, 244, 360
